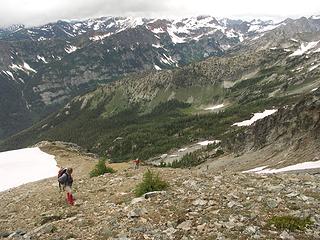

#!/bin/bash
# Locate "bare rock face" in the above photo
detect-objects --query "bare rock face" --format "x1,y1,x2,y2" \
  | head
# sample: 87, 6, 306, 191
225, 92, 320, 156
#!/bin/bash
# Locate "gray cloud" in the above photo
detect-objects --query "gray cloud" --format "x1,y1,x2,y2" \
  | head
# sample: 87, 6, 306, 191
1, 0, 320, 27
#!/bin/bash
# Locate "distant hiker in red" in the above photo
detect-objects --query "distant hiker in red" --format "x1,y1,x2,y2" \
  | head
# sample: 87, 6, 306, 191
133, 158, 140, 169
58, 167, 75, 206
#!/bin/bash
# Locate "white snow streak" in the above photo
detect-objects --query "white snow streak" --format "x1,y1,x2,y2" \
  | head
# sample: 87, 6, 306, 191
89, 33, 112, 41
178, 148, 187, 152
243, 160, 320, 174
289, 41, 319, 57
37, 55, 48, 63
2, 70, 15, 79
233, 109, 277, 127
23, 62, 37, 73
167, 28, 186, 44
309, 64, 320, 72
65, 45, 78, 53
152, 43, 163, 48
204, 104, 224, 110
151, 28, 165, 34
197, 140, 221, 146
154, 64, 162, 70
242, 166, 269, 173
10, 62, 37, 74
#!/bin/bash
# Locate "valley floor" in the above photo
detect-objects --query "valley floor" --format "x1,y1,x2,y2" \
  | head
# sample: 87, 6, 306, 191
0, 144, 319, 240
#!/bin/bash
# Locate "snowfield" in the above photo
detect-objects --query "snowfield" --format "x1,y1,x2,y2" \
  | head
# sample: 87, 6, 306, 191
0, 147, 58, 192
242, 160, 320, 174
233, 109, 277, 126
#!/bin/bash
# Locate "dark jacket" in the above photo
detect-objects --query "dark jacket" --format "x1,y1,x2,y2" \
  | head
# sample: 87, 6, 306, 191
58, 172, 73, 187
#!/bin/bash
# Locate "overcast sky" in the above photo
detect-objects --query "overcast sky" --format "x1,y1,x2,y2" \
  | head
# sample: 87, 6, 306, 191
1, 0, 320, 27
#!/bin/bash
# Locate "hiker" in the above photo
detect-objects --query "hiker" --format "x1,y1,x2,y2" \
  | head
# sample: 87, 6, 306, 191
133, 158, 140, 169
58, 167, 75, 205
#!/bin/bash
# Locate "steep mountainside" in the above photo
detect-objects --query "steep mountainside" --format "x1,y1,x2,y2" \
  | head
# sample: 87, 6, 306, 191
1, 34, 319, 162
1, 15, 320, 139
196, 90, 320, 173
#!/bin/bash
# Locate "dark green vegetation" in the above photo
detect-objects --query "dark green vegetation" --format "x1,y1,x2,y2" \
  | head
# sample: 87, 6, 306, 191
134, 169, 169, 197
170, 150, 205, 168
0, 17, 234, 140
0, 35, 318, 162
89, 159, 116, 177
165, 143, 224, 168
268, 216, 313, 231
0, 94, 300, 162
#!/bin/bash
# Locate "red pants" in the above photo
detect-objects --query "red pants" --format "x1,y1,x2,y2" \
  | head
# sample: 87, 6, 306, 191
67, 192, 75, 205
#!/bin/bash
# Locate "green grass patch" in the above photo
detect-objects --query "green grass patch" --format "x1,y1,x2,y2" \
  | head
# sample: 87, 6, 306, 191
268, 215, 313, 231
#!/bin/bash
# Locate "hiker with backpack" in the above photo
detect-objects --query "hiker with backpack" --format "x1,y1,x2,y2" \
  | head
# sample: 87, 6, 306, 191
58, 167, 75, 206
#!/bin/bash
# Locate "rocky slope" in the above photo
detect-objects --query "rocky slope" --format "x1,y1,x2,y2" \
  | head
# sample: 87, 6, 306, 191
0, 143, 319, 240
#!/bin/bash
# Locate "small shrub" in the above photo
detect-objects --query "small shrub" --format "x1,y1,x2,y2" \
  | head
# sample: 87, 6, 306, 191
134, 169, 169, 197
90, 159, 116, 177
206, 142, 220, 152
215, 149, 224, 156
268, 216, 313, 231
159, 161, 167, 168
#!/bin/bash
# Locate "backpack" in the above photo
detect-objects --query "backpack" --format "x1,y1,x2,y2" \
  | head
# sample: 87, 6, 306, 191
58, 168, 67, 179
58, 168, 67, 189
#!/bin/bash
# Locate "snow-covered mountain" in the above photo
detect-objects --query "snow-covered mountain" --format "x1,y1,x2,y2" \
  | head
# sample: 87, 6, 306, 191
0, 15, 320, 140
0, 16, 281, 45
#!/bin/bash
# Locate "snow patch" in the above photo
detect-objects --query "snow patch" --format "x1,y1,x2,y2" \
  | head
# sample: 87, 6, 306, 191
178, 148, 187, 152
154, 64, 162, 70
23, 62, 37, 73
37, 37, 48, 41
309, 64, 320, 72
65, 45, 78, 53
152, 43, 163, 48
243, 160, 320, 174
10, 63, 37, 74
242, 166, 268, 173
289, 41, 319, 57
151, 28, 165, 34
0, 147, 59, 192
248, 22, 282, 33
160, 54, 177, 66
89, 33, 112, 41
2, 70, 14, 79
197, 140, 221, 146
311, 87, 318, 92
167, 29, 186, 44
37, 55, 48, 63
204, 104, 224, 110
233, 109, 277, 127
